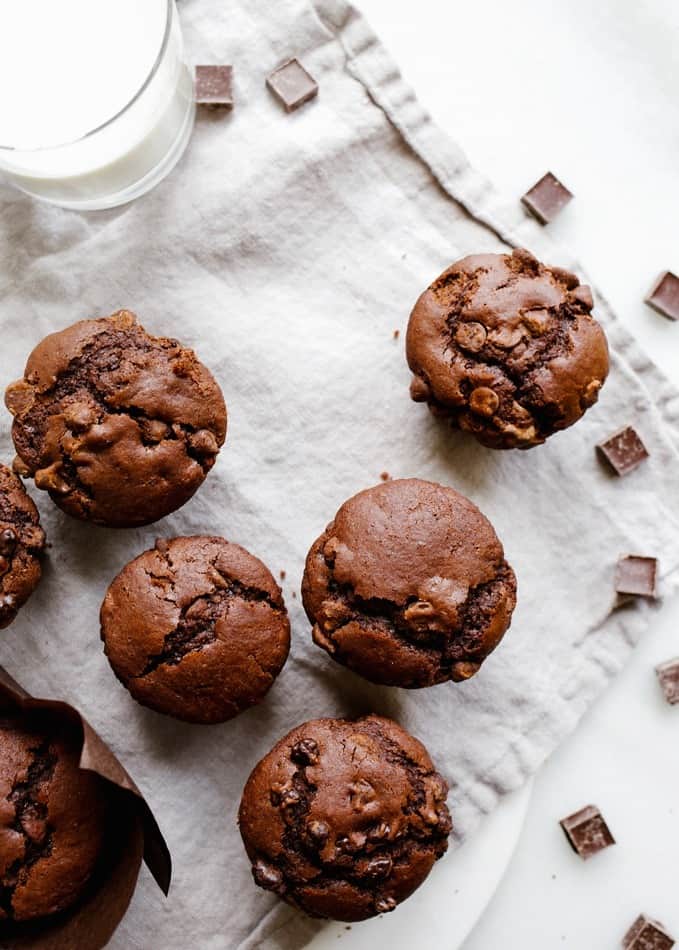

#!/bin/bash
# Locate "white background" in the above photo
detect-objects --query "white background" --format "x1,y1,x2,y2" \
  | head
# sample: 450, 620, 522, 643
356, 1, 679, 946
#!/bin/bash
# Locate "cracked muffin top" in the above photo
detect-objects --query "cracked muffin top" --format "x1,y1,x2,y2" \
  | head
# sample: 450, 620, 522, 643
238, 714, 451, 922
0, 712, 109, 922
0, 465, 45, 630
406, 248, 610, 449
4, 310, 227, 528
302, 478, 517, 688
100, 536, 291, 724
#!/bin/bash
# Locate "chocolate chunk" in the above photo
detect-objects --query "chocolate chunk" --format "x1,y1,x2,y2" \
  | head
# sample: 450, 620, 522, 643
367, 821, 390, 842
521, 172, 574, 224
195, 65, 233, 108
266, 58, 318, 113
646, 272, 679, 321
188, 429, 220, 456
655, 658, 679, 705
623, 914, 675, 949
374, 896, 397, 914
253, 859, 284, 892
560, 804, 615, 860
306, 819, 329, 845
615, 556, 658, 599
291, 738, 318, 765
597, 426, 649, 476
365, 856, 392, 880
0, 528, 17, 557
280, 788, 301, 808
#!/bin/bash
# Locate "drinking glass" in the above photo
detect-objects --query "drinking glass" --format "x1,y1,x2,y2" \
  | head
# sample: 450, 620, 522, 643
0, 0, 195, 210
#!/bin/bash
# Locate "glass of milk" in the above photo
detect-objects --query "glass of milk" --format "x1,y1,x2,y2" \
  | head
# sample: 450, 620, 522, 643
0, 0, 195, 210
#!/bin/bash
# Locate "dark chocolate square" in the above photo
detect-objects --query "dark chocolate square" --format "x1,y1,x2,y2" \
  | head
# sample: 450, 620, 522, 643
195, 65, 233, 108
560, 804, 615, 860
597, 426, 649, 476
655, 658, 679, 705
521, 172, 573, 224
623, 914, 675, 950
615, 556, 658, 599
646, 272, 679, 321
266, 58, 318, 113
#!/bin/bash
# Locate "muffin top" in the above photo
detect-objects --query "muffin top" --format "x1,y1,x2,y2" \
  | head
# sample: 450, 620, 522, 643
406, 248, 609, 449
0, 464, 45, 629
5, 311, 227, 528
0, 712, 109, 922
101, 536, 290, 724
239, 714, 451, 922
302, 478, 516, 687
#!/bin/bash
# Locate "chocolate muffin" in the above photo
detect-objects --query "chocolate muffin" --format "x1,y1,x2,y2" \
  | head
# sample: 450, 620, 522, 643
5, 311, 227, 528
302, 478, 516, 688
406, 248, 610, 449
0, 464, 45, 629
0, 712, 109, 922
101, 536, 291, 724
239, 715, 451, 921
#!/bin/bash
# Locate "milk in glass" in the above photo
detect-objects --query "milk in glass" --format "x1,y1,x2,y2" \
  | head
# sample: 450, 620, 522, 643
0, 0, 195, 208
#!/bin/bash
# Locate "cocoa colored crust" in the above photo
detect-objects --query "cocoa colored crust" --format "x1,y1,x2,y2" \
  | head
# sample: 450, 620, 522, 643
0, 712, 109, 922
406, 249, 610, 449
5, 311, 227, 528
238, 715, 451, 922
100, 536, 291, 724
302, 478, 516, 688
0, 465, 45, 629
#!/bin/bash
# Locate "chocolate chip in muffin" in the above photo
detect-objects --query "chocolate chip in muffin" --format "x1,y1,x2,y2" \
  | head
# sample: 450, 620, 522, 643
302, 478, 517, 688
0, 464, 45, 629
406, 249, 610, 449
5, 311, 227, 528
101, 536, 290, 724
0, 712, 110, 922
239, 715, 451, 921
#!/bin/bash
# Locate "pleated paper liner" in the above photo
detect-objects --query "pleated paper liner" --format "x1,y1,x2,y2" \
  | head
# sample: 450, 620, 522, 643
0, 666, 171, 949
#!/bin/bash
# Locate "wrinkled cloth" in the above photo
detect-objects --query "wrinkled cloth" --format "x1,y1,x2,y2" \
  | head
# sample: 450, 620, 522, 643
0, 1, 678, 948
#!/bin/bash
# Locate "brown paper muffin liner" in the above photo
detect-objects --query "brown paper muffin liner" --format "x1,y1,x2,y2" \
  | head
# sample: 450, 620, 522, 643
0, 666, 171, 950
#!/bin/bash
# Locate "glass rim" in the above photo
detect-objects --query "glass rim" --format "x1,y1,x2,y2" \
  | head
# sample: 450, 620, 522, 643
0, 0, 175, 154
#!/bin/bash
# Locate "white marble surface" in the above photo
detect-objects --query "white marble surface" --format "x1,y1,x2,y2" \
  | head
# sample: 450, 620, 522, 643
354, 0, 679, 946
